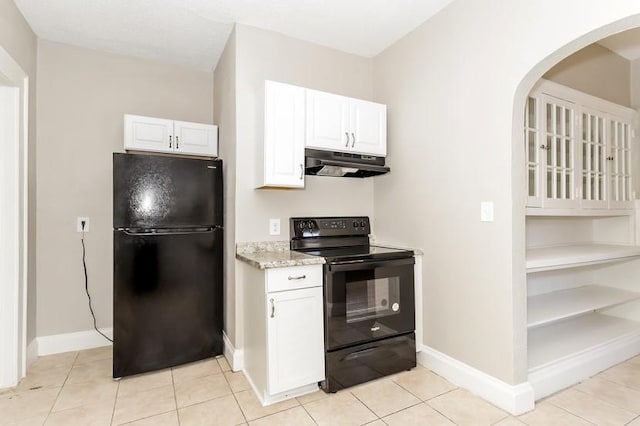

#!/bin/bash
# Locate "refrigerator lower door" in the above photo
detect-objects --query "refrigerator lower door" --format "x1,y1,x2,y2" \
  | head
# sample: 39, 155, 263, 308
113, 227, 223, 378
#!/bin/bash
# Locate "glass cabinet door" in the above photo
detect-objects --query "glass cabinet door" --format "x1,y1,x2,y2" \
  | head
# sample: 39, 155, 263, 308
540, 95, 578, 208
525, 96, 542, 207
609, 118, 633, 207
580, 108, 607, 208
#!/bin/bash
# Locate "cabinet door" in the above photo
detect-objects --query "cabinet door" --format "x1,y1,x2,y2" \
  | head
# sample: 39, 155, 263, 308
350, 99, 387, 156
124, 114, 174, 153
525, 96, 543, 207
541, 95, 578, 208
580, 108, 608, 209
263, 81, 305, 188
173, 121, 218, 157
267, 287, 324, 395
608, 117, 633, 208
306, 89, 350, 151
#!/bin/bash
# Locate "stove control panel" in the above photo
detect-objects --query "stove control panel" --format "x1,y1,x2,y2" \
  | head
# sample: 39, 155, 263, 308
290, 216, 370, 238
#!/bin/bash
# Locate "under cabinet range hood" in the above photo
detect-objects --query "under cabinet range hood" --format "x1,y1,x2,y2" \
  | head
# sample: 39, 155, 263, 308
305, 149, 390, 178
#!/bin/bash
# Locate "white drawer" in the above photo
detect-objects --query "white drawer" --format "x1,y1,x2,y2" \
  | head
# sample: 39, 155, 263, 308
266, 265, 323, 293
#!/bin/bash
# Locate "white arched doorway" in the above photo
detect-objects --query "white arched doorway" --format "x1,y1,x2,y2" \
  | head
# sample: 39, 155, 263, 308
0, 46, 29, 389
510, 12, 640, 413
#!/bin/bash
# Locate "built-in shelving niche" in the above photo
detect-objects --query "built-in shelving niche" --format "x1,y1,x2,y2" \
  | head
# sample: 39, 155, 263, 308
525, 214, 640, 399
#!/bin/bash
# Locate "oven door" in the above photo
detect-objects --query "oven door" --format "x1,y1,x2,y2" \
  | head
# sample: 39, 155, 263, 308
325, 257, 415, 351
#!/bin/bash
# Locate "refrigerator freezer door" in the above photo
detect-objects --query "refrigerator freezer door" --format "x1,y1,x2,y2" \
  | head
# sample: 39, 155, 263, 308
113, 227, 223, 378
113, 153, 223, 228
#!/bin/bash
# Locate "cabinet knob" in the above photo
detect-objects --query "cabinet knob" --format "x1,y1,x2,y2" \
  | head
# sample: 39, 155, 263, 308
345, 132, 349, 148
351, 132, 356, 148
270, 298, 275, 318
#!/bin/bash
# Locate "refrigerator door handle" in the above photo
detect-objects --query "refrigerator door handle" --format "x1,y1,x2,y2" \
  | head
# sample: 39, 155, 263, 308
119, 227, 215, 236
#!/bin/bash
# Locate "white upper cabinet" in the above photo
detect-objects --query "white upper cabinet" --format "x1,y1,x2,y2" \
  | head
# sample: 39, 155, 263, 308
306, 89, 387, 156
349, 98, 387, 156
525, 80, 636, 212
125, 114, 218, 157
261, 81, 306, 188
173, 120, 218, 157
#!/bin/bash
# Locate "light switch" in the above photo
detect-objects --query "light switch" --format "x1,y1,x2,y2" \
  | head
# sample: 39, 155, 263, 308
269, 218, 281, 235
480, 202, 494, 222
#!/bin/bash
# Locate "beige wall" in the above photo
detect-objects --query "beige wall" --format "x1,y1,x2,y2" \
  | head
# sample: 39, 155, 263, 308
372, 0, 640, 385
0, 0, 38, 344
228, 24, 375, 348
214, 28, 237, 345
544, 43, 630, 106
36, 40, 214, 337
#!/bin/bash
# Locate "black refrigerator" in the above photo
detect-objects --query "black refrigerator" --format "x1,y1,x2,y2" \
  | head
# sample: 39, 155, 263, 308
112, 152, 223, 378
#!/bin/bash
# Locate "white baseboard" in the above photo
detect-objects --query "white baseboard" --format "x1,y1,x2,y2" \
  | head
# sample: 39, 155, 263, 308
528, 331, 640, 400
37, 328, 113, 356
223, 331, 244, 372
418, 345, 534, 415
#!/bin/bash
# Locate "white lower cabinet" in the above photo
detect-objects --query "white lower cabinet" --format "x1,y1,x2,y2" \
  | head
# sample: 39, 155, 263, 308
242, 263, 325, 405
267, 286, 324, 394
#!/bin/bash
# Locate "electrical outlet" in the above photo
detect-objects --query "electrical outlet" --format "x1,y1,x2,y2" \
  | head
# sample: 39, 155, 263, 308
77, 217, 90, 232
269, 218, 280, 236
480, 202, 494, 222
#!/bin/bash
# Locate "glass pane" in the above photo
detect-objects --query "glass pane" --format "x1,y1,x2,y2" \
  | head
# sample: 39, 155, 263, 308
598, 117, 604, 142
556, 105, 562, 134
547, 169, 552, 198
596, 145, 602, 172
556, 171, 562, 199
565, 108, 571, 137
590, 115, 596, 141
590, 175, 595, 200
565, 139, 571, 168
547, 136, 553, 166
528, 131, 536, 162
582, 114, 587, 139
565, 173, 571, 199
582, 144, 587, 170
556, 137, 561, 166
528, 167, 536, 196
598, 175, 603, 200
590, 144, 595, 170
546, 103, 553, 133
528, 98, 536, 127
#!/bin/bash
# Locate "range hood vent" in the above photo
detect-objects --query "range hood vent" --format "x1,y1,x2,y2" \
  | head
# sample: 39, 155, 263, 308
305, 149, 390, 178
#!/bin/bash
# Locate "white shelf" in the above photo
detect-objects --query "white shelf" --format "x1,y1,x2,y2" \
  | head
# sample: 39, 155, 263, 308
528, 285, 640, 328
526, 244, 640, 273
528, 313, 640, 371
526, 208, 633, 217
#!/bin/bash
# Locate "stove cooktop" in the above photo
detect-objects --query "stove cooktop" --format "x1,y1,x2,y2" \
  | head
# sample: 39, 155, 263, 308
296, 245, 413, 263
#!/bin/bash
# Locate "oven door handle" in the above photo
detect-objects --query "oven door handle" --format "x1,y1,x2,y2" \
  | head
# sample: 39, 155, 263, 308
328, 256, 414, 272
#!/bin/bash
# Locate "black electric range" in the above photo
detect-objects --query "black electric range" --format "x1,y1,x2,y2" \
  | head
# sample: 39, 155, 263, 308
290, 216, 417, 392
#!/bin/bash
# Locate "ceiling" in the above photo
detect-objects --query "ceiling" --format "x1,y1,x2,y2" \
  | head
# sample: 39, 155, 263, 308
14, 0, 454, 71
599, 28, 640, 61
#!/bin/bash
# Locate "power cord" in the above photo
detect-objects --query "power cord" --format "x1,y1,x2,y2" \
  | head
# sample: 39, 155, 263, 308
81, 221, 113, 343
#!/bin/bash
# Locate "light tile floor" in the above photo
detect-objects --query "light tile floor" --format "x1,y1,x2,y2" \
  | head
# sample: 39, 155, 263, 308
2, 347, 640, 425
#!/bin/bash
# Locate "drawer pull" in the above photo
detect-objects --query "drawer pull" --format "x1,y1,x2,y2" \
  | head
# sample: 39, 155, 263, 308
343, 347, 377, 361
287, 275, 306, 280
270, 298, 275, 318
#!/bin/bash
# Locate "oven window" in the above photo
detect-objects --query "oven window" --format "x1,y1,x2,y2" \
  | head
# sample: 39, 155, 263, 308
346, 277, 400, 323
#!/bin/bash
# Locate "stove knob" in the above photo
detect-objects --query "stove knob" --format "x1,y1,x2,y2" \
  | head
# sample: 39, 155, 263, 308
352, 220, 359, 228
298, 222, 304, 230
360, 220, 367, 228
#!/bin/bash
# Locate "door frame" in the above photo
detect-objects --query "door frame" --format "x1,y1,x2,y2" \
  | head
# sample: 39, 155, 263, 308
0, 45, 29, 389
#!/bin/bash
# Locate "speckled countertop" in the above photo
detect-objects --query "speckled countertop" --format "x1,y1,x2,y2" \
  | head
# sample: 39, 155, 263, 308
236, 241, 325, 269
